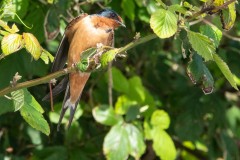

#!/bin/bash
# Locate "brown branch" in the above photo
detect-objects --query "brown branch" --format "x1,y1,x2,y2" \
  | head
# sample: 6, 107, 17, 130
188, 0, 237, 20
0, 34, 158, 97
0, 66, 76, 96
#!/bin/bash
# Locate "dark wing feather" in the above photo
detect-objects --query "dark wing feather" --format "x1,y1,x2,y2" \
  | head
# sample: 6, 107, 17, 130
43, 14, 88, 101
51, 35, 69, 72
42, 76, 69, 101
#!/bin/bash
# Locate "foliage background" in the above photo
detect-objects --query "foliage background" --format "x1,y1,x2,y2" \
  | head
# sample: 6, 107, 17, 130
0, 0, 240, 159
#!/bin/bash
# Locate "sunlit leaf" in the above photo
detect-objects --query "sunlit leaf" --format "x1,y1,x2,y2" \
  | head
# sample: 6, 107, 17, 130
125, 124, 146, 159
19, 89, 49, 135
40, 49, 54, 64
187, 31, 215, 61
100, 49, 119, 67
103, 123, 130, 160
150, 9, 177, 38
1, 33, 23, 55
223, 2, 236, 30
93, 105, 123, 126
23, 33, 42, 60
144, 120, 152, 140
213, 0, 224, 6
152, 128, 177, 160
213, 54, 238, 90
11, 89, 24, 111
115, 95, 137, 115
151, 110, 170, 129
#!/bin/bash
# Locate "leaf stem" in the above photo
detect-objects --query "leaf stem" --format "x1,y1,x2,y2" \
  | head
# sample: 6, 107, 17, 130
0, 34, 158, 97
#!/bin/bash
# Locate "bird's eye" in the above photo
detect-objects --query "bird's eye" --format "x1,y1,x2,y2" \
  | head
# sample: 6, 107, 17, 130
110, 13, 115, 18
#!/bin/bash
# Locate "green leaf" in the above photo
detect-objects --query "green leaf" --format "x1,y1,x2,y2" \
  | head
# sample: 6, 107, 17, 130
1, 0, 15, 18
200, 25, 222, 47
125, 106, 140, 122
121, 0, 135, 20
78, 47, 97, 71
187, 31, 215, 61
32, 146, 68, 160
23, 33, 42, 60
150, 9, 177, 38
152, 129, 176, 160
100, 49, 119, 67
127, 76, 145, 102
19, 89, 50, 135
151, 110, 170, 129
115, 95, 137, 115
24, 6, 45, 42
111, 67, 129, 94
80, 47, 97, 60
187, 53, 214, 94
1, 33, 23, 55
168, 4, 187, 14
0, 96, 14, 115
11, 89, 24, 111
143, 120, 152, 140
93, 105, 123, 126
224, 2, 236, 30
103, 124, 130, 160
40, 49, 54, 64
125, 124, 146, 159
213, 54, 238, 90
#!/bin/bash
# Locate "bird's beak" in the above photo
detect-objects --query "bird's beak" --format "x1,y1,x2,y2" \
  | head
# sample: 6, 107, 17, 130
117, 16, 126, 27
118, 21, 126, 27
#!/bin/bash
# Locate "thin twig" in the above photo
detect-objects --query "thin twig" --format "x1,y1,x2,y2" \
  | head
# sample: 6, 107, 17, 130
108, 62, 113, 107
0, 34, 158, 97
222, 32, 240, 42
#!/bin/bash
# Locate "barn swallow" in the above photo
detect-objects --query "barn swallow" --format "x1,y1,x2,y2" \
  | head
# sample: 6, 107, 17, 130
43, 9, 125, 130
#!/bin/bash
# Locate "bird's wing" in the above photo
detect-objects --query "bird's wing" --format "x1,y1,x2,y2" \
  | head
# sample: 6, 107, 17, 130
51, 35, 69, 72
43, 13, 89, 101
51, 13, 88, 72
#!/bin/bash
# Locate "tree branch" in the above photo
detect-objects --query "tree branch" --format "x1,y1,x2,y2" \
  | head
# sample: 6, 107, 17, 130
0, 66, 76, 96
188, 0, 237, 20
0, 34, 158, 97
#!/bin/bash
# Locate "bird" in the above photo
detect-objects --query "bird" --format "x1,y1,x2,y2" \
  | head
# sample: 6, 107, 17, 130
43, 9, 125, 131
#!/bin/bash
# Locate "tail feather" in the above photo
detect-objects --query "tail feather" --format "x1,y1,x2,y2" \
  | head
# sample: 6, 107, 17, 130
57, 83, 80, 131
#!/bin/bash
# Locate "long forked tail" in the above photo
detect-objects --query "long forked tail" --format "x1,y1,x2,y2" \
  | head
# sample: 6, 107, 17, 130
57, 83, 79, 131
57, 73, 90, 131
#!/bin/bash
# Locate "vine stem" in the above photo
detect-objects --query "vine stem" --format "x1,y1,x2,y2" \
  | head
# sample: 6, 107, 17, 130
0, 34, 158, 97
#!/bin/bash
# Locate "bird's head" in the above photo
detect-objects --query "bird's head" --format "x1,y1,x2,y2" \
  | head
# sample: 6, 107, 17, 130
96, 9, 125, 28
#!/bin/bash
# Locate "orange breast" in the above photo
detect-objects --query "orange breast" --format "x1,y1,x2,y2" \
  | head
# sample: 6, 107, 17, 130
67, 16, 113, 66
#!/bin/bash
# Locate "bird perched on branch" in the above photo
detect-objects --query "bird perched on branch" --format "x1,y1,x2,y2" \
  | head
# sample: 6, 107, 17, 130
43, 9, 125, 131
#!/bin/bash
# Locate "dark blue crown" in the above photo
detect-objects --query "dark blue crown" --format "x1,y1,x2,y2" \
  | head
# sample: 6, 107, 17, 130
97, 9, 121, 22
